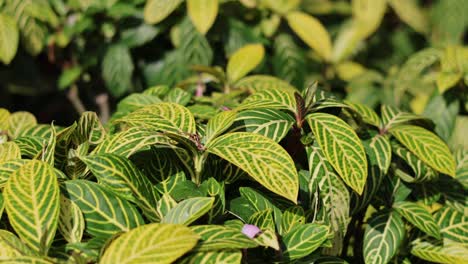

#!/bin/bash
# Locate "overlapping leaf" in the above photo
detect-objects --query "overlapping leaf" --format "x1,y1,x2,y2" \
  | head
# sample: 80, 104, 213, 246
0, 230, 35, 259
283, 224, 329, 260
381, 105, 430, 131
393, 201, 441, 239
236, 89, 297, 114
434, 206, 468, 244
62, 180, 144, 238
227, 44, 265, 83
306, 113, 367, 194
100, 223, 199, 264
162, 197, 214, 225
114, 102, 196, 135
81, 154, 160, 222
0, 159, 27, 187
390, 125, 455, 176
0, 142, 21, 162
190, 225, 258, 251
345, 100, 381, 127
204, 111, 237, 144
235, 75, 297, 93
58, 195, 84, 243
207, 132, 299, 203
144, 0, 183, 24
4, 160, 60, 254
232, 109, 294, 142
411, 240, 468, 264
179, 250, 242, 264
7, 112, 37, 139
363, 210, 405, 264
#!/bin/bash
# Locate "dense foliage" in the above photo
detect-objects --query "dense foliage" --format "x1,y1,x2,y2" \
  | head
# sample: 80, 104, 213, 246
0, 0, 467, 263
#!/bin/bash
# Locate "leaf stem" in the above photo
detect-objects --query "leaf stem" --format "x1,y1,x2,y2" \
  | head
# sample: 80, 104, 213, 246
66, 84, 86, 115
193, 152, 208, 185
95, 93, 110, 124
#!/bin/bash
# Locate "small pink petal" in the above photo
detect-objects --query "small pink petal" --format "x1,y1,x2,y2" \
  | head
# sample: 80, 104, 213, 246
221, 106, 231, 111
242, 224, 261, 239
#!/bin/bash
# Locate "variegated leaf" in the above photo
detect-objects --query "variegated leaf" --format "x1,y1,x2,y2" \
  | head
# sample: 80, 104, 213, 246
236, 89, 297, 114
74, 112, 106, 145
0, 230, 35, 259
381, 105, 431, 131
93, 128, 173, 158
390, 125, 455, 177
190, 225, 258, 251
248, 209, 275, 231
392, 141, 437, 182
281, 206, 306, 235
162, 197, 214, 225
7, 111, 37, 139
82, 154, 160, 222
454, 149, 468, 188
363, 210, 405, 264
0, 142, 21, 162
306, 113, 367, 194
204, 111, 237, 145
4, 160, 60, 255
306, 144, 350, 254
0, 256, 56, 263
411, 240, 468, 264
58, 195, 84, 243
18, 125, 53, 138
114, 103, 196, 135
351, 134, 391, 214
434, 206, 468, 244
0, 108, 10, 131
283, 224, 329, 260
164, 88, 192, 106
393, 201, 441, 239
345, 100, 381, 127
100, 223, 199, 264
239, 187, 283, 230
207, 132, 299, 203
62, 180, 144, 238
231, 109, 295, 142
0, 159, 27, 187
0, 192, 3, 219
156, 193, 178, 218
234, 75, 298, 93
179, 250, 242, 264
14, 136, 46, 158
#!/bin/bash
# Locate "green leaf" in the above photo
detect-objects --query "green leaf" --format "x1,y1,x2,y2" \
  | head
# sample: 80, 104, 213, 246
0, 230, 35, 259
62, 180, 144, 238
100, 223, 199, 264
248, 209, 275, 231
57, 195, 84, 244
207, 132, 299, 203
363, 210, 405, 264
235, 75, 298, 93
187, 0, 218, 34
239, 187, 283, 230
227, 44, 265, 83
388, 0, 428, 34
434, 206, 468, 244
144, 0, 183, 24
283, 224, 329, 260
392, 141, 437, 183
92, 128, 172, 158
273, 34, 306, 89
306, 144, 350, 253
0, 108, 10, 131
82, 154, 161, 222
0, 192, 3, 219
121, 24, 160, 48
351, 134, 391, 213
205, 111, 237, 145
281, 206, 306, 235
114, 102, 196, 135
236, 89, 297, 114
0, 256, 55, 263
179, 250, 242, 264
411, 240, 468, 264
286, 11, 332, 61
190, 225, 258, 251
162, 197, 214, 225
102, 44, 134, 97
178, 18, 213, 67
165, 88, 192, 106
345, 100, 381, 127
0, 13, 19, 64
306, 113, 368, 194
390, 125, 456, 177
381, 105, 430, 131
393, 201, 441, 239
58, 66, 82, 90
352, 0, 387, 38
0, 159, 27, 188
8, 112, 37, 139
75, 112, 106, 145
423, 94, 460, 142
0, 142, 21, 162
4, 160, 60, 255
232, 109, 295, 142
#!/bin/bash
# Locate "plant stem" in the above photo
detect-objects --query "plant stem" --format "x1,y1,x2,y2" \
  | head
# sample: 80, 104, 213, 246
66, 84, 86, 115
95, 93, 110, 124
193, 152, 208, 185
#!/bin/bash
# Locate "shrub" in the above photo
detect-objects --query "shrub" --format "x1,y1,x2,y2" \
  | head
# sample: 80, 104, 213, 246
0, 77, 467, 263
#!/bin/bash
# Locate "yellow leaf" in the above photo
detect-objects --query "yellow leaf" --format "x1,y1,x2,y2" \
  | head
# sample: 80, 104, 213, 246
262, 0, 301, 14
286, 12, 332, 61
352, 0, 387, 38
187, 0, 219, 34
410, 93, 430, 114
227, 44, 265, 83
144, 0, 184, 24
388, 0, 428, 34
335, 61, 366, 80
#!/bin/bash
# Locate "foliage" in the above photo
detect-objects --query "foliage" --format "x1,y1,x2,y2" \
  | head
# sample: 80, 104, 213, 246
0, 0, 467, 263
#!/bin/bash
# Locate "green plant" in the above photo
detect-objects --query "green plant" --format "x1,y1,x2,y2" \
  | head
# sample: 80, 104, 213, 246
0, 73, 467, 263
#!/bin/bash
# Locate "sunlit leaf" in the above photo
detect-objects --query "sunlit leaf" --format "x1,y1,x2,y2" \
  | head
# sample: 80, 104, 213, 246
227, 44, 265, 83
393, 201, 441, 239
0, 13, 19, 64
190, 225, 258, 251
100, 223, 199, 264
162, 197, 214, 225
207, 132, 299, 203
144, 0, 184, 24
283, 224, 329, 260
187, 0, 218, 34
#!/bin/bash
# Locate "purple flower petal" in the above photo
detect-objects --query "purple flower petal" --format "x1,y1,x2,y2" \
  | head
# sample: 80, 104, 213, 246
242, 224, 261, 239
